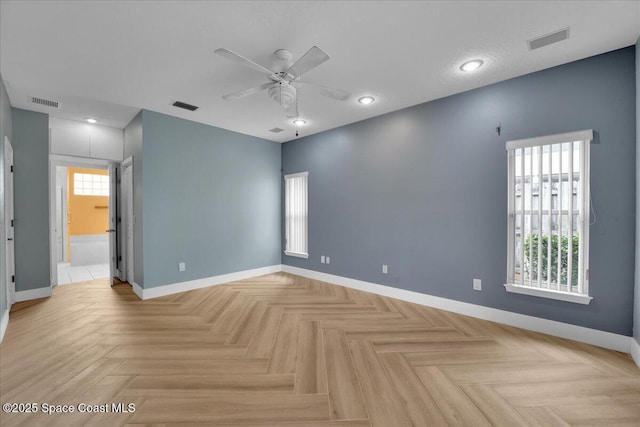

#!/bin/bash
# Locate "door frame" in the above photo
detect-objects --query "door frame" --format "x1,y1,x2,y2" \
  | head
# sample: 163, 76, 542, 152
48, 154, 116, 286
55, 184, 67, 263
120, 156, 133, 283
4, 136, 14, 307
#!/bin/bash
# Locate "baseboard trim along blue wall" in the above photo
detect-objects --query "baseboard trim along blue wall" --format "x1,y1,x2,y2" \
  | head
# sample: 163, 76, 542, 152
123, 265, 635, 358
282, 46, 637, 337
3, 263, 636, 361
281, 265, 633, 355
131, 264, 282, 300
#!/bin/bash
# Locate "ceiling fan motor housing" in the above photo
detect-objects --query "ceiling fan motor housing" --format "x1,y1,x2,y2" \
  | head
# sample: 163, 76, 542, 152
268, 83, 296, 106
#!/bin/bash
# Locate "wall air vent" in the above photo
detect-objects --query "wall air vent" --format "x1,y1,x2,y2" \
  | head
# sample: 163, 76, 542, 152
30, 96, 60, 108
269, 127, 284, 133
528, 27, 570, 51
172, 101, 199, 111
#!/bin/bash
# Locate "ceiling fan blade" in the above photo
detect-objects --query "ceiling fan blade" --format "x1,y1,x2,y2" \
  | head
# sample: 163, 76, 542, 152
215, 48, 275, 76
286, 46, 330, 79
300, 81, 351, 101
222, 82, 275, 101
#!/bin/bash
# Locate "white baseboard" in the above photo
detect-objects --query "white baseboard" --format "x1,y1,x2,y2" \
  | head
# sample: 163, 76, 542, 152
132, 265, 283, 300
15, 286, 52, 302
131, 281, 143, 300
0, 309, 9, 343
282, 265, 633, 355
631, 338, 640, 367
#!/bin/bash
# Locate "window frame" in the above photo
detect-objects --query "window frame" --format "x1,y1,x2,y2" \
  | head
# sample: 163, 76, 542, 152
284, 171, 309, 259
504, 129, 593, 305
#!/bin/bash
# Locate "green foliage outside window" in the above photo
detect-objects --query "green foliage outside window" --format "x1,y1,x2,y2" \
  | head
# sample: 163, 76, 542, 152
523, 233, 579, 286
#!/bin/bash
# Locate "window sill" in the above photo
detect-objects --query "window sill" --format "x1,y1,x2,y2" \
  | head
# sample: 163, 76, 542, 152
504, 283, 593, 305
284, 251, 309, 259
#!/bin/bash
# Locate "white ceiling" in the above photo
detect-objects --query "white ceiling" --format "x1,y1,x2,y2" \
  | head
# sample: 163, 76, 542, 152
1, 1, 639, 143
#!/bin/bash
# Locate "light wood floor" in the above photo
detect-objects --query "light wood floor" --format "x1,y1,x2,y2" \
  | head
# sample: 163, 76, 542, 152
1, 272, 638, 426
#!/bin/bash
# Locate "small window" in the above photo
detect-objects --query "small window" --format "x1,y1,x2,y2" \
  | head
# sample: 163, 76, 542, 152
73, 172, 109, 196
284, 172, 309, 258
505, 130, 592, 305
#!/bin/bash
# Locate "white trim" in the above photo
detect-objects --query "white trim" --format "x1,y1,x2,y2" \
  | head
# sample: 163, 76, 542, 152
505, 129, 593, 150
284, 171, 309, 179
631, 338, 640, 367
0, 309, 9, 343
506, 137, 591, 300
132, 265, 282, 300
284, 251, 309, 259
15, 286, 52, 302
131, 282, 143, 300
281, 265, 631, 354
504, 283, 593, 305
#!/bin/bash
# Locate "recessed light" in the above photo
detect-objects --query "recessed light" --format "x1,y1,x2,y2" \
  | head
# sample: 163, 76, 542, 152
293, 119, 307, 126
85, 118, 98, 124
460, 59, 484, 72
358, 96, 375, 105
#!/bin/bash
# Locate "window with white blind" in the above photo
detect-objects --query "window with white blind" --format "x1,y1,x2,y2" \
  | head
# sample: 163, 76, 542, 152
284, 171, 309, 258
505, 130, 592, 305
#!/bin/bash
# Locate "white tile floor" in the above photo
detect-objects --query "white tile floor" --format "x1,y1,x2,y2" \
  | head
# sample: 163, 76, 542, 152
57, 263, 110, 285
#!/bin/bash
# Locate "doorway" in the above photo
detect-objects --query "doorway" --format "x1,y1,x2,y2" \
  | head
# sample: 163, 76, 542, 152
49, 155, 121, 287
55, 165, 110, 284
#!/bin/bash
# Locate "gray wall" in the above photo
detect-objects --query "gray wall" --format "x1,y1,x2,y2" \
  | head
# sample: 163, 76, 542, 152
11, 108, 50, 292
141, 110, 281, 288
635, 38, 639, 347
0, 76, 12, 315
282, 46, 636, 336
124, 111, 144, 286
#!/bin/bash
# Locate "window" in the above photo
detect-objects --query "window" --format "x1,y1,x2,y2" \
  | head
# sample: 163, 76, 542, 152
284, 171, 308, 258
74, 172, 109, 196
505, 130, 592, 305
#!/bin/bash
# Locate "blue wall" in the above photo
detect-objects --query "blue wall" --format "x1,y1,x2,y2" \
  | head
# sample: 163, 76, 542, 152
282, 46, 636, 336
11, 108, 50, 292
0, 76, 12, 315
140, 110, 281, 288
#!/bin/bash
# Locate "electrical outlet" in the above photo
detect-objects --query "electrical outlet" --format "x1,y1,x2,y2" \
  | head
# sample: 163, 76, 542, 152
382, 264, 388, 274
321, 255, 325, 264
473, 278, 481, 291
326, 256, 330, 264
179, 262, 186, 272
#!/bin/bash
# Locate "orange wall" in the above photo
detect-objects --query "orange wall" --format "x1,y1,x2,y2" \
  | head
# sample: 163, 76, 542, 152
67, 167, 109, 261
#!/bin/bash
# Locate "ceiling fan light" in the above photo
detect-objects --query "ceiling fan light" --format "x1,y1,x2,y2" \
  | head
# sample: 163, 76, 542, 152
293, 119, 307, 126
85, 118, 98, 124
460, 59, 484, 72
358, 96, 375, 105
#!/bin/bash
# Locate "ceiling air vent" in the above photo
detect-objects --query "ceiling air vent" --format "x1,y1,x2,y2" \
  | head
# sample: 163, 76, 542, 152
30, 96, 60, 108
172, 101, 199, 111
528, 27, 570, 51
269, 127, 284, 133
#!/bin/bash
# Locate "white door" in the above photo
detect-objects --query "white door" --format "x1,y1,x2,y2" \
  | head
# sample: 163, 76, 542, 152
55, 186, 64, 262
124, 164, 134, 283
108, 163, 117, 286
4, 137, 15, 305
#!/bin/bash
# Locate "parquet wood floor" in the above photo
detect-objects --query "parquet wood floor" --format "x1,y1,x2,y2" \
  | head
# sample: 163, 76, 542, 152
0, 272, 638, 426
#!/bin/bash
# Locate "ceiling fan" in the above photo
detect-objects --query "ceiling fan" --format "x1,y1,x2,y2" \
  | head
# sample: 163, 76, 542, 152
215, 46, 351, 119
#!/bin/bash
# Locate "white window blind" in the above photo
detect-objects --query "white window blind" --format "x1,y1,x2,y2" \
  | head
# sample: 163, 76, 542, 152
505, 130, 592, 305
284, 171, 309, 258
